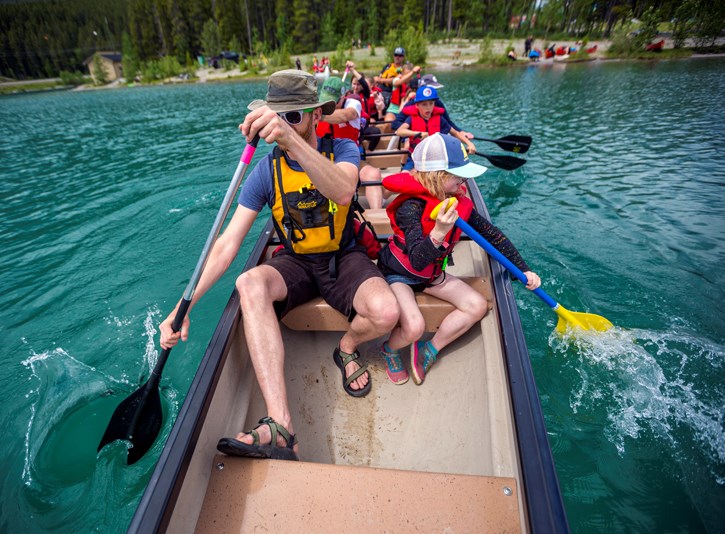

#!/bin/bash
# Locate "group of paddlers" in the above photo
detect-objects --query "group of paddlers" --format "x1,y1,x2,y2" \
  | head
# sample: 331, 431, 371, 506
159, 56, 542, 462
312, 46, 478, 209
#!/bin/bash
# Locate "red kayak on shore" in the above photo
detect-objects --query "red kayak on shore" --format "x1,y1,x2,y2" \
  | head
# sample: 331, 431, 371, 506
645, 39, 665, 52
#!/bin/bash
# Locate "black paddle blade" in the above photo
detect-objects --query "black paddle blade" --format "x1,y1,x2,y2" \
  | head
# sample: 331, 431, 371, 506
97, 381, 162, 465
473, 135, 532, 154
495, 135, 532, 154
478, 153, 527, 171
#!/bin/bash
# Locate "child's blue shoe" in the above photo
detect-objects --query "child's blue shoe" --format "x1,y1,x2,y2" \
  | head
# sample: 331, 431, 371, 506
381, 343, 408, 385
411, 341, 437, 385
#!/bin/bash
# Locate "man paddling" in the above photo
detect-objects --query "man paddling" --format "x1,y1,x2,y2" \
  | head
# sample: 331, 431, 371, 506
159, 70, 399, 460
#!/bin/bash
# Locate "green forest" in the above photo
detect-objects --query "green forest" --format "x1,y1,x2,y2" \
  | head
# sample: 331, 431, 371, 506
1, 0, 723, 80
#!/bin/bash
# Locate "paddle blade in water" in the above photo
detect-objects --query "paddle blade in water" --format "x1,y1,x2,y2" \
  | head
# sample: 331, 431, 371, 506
97, 382, 162, 465
554, 305, 614, 334
474, 153, 527, 171
492, 135, 532, 154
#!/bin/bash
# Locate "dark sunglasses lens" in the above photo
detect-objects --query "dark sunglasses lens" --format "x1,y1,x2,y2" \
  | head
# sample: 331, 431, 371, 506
287, 111, 303, 124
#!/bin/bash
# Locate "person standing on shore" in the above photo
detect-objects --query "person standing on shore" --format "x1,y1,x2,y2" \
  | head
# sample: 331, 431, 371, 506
525, 36, 533, 57
159, 70, 399, 460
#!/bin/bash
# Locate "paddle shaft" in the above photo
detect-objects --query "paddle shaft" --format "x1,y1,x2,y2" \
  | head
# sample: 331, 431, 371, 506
454, 218, 558, 309
152, 136, 260, 380
365, 149, 525, 171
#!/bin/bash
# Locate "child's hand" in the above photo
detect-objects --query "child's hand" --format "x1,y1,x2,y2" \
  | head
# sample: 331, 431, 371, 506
431, 198, 458, 241
465, 141, 476, 155
523, 271, 541, 290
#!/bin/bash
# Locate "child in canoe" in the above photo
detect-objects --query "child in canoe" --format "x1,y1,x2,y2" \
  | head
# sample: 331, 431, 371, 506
395, 85, 476, 171
378, 133, 541, 385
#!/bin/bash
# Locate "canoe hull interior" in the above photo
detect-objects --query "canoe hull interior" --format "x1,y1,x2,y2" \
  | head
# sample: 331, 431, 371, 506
128, 165, 568, 533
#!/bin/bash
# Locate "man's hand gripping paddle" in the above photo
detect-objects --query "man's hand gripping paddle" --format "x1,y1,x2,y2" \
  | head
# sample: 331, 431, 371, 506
98, 136, 261, 464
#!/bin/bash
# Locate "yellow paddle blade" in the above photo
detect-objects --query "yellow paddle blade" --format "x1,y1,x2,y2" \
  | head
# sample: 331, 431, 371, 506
554, 304, 614, 334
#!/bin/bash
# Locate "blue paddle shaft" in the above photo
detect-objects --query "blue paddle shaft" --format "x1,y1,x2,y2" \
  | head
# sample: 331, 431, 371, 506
455, 218, 559, 309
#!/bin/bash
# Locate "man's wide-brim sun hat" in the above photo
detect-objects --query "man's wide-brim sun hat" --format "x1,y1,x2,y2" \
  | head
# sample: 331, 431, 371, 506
412, 133, 487, 179
248, 69, 336, 115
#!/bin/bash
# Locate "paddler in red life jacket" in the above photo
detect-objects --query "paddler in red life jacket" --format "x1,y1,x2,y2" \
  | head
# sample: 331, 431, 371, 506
316, 76, 386, 209
383, 62, 421, 122
376, 133, 541, 385
390, 74, 474, 141
346, 61, 383, 149
395, 85, 476, 171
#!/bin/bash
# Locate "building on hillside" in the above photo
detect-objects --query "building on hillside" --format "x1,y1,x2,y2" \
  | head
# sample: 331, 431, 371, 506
84, 52, 122, 83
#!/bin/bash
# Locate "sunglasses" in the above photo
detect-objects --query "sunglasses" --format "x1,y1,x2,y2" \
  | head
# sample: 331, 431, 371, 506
278, 108, 315, 125
394, 54, 404, 57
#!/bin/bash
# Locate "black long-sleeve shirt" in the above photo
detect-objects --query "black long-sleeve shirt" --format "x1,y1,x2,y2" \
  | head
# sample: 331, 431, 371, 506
379, 197, 529, 279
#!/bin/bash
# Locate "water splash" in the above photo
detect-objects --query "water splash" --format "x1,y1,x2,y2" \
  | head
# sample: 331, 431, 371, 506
143, 307, 160, 374
15, 306, 177, 531
552, 323, 725, 485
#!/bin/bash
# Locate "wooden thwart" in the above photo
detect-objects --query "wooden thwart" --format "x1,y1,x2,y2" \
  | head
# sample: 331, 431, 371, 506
282, 276, 493, 332
196, 457, 521, 533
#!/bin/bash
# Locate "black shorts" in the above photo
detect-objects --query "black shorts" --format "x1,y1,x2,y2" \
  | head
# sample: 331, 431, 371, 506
265, 247, 384, 320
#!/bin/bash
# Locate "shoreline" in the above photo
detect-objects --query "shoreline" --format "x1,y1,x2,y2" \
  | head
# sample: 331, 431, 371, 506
2, 37, 724, 95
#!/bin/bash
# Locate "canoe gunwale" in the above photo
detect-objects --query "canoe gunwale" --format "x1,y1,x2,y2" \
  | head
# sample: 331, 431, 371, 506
128, 188, 569, 533
127, 220, 275, 533
469, 184, 570, 533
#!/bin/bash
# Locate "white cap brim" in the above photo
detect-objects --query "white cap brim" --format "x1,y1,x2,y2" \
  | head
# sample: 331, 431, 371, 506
447, 161, 488, 178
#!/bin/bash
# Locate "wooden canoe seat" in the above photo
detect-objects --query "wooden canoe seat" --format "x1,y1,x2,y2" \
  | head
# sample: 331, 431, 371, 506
195, 457, 522, 533
282, 276, 492, 332
278, 209, 494, 332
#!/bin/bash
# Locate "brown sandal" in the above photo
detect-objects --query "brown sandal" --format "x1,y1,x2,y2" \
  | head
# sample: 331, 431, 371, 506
217, 416, 298, 461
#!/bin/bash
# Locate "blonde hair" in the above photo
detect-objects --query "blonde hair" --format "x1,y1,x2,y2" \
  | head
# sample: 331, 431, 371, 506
411, 169, 451, 200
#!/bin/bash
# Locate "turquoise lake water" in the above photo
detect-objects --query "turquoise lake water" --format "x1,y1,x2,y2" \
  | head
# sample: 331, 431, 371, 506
1, 58, 723, 532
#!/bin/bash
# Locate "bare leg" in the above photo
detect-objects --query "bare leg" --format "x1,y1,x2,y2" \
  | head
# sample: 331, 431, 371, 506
423, 275, 488, 352
359, 165, 383, 209
385, 282, 425, 350
233, 265, 297, 451
338, 276, 400, 390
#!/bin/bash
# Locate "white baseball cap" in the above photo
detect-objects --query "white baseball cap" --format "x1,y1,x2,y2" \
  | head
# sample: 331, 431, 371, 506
412, 133, 487, 178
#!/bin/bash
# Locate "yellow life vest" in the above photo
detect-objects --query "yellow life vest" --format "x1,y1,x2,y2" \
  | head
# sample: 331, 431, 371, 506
271, 144, 354, 255
380, 63, 399, 80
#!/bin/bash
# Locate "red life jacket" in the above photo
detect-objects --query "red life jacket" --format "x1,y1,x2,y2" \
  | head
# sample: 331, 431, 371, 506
315, 95, 364, 145
390, 82, 407, 106
402, 105, 445, 152
382, 172, 474, 282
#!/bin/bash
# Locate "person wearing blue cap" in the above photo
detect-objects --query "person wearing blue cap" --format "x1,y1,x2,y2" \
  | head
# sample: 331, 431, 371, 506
395, 85, 476, 170
375, 133, 541, 385
390, 74, 473, 140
